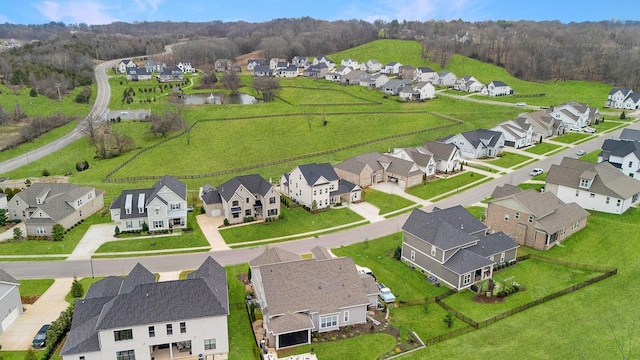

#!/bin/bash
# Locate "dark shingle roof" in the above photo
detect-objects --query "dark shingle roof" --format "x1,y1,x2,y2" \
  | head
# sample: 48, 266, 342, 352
0, 269, 18, 284
468, 232, 519, 258
442, 248, 494, 274
13, 183, 95, 223
402, 206, 487, 250
298, 163, 339, 185
84, 277, 124, 299
249, 247, 301, 267
491, 184, 522, 199
620, 129, 640, 142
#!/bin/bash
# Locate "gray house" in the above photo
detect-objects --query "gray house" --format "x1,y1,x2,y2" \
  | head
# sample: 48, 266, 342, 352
401, 206, 519, 291
439, 129, 505, 158
0, 269, 22, 336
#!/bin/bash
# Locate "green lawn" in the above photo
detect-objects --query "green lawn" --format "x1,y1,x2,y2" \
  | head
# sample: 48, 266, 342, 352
391, 304, 470, 343
363, 188, 416, 215
219, 207, 365, 244
486, 152, 533, 169
278, 333, 397, 360
517, 183, 545, 192
0, 351, 61, 360
332, 233, 450, 301
524, 142, 562, 155
406, 172, 488, 200
226, 264, 260, 360
580, 149, 600, 163
552, 131, 591, 144
0, 120, 79, 164
465, 206, 486, 221
18, 279, 55, 298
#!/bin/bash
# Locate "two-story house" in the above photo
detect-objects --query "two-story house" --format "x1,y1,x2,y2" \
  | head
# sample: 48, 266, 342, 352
0, 269, 22, 336
118, 59, 137, 74
599, 139, 640, 177
280, 163, 361, 209
549, 101, 600, 130
439, 129, 505, 158
517, 110, 565, 140
110, 175, 187, 232
606, 87, 634, 109
334, 152, 423, 189
487, 184, 590, 251
382, 62, 402, 75
8, 183, 104, 238
413, 67, 437, 82
200, 174, 280, 224
61, 257, 229, 360
401, 206, 519, 291
481, 81, 513, 96
546, 157, 640, 214
491, 118, 534, 148
361, 59, 382, 73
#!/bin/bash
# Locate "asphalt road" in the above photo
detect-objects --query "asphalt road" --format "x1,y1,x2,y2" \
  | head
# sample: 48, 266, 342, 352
0, 60, 116, 175
1, 119, 635, 279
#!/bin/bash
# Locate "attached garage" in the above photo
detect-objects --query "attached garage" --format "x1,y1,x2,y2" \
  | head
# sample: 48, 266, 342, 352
210, 209, 221, 217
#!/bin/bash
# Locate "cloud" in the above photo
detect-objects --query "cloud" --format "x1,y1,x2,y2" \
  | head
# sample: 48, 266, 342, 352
133, 0, 166, 12
342, 0, 479, 22
34, 0, 117, 25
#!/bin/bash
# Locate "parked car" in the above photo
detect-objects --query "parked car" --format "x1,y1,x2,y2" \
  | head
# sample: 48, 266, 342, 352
583, 127, 597, 133
378, 283, 396, 303
32, 324, 50, 348
569, 125, 582, 131
356, 264, 376, 281
577, 150, 587, 156
530, 168, 544, 176
427, 274, 441, 287
516, 102, 526, 107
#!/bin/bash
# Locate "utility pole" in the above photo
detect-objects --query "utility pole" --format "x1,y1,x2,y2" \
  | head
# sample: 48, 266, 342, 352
55, 83, 62, 102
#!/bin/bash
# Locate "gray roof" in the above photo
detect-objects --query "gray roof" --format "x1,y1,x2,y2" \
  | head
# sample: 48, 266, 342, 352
601, 139, 640, 163
490, 80, 509, 87
110, 175, 186, 219
203, 174, 274, 205
266, 312, 314, 335
62, 257, 228, 356
84, 276, 124, 299
536, 202, 589, 234
385, 155, 422, 178
13, 183, 96, 224
468, 232, 519, 258
0, 269, 18, 284
400, 148, 434, 168
332, 179, 360, 196
442, 248, 494, 275
311, 246, 333, 260
334, 152, 386, 175
490, 184, 521, 199
441, 129, 503, 148
422, 141, 457, 162
620, 129, 640, 142
609, 87, 633, 96
249, 247, 301, 267
546, 157, 640, 199
298, 163, 339, 186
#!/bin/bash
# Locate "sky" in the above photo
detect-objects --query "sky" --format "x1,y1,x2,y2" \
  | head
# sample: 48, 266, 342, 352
0, 0, 638, 26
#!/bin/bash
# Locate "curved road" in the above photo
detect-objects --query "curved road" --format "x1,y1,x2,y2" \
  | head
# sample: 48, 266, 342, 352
0, 60, 117, 175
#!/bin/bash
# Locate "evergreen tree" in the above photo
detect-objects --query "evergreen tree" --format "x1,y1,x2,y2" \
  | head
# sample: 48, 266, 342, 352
52, 224, 65, 241
71, 276, 84, 298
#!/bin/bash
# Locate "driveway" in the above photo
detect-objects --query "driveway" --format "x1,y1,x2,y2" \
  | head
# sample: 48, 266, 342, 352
0, 278, 72, 350
196, 214, 231, 251
348, 202, 385, 223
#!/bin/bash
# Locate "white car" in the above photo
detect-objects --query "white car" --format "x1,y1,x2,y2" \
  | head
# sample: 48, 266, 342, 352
516, 102, 526, 107
583, 127, 596, 133
569, 125, 582, 132
577, 150, 587, 156
530, 168, 544, 176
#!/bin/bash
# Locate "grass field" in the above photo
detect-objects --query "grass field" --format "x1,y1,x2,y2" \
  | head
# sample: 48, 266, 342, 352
219, 207, 365, 244
362, 188, 416, 215
18, 279, 55, 298
524, 142, 563, 155
486, 152, 533, 169
406, 172, 487, 200
225, 264, 261, 360
552, 131, 591, 144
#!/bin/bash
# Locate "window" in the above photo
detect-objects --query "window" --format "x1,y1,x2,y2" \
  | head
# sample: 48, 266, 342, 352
572, 221, 579, 230
320, 315, 338, 329
269, 197, 276, 204
36, 227, 46, 235
528, 215, 533, 223
462, 273, 472, 285
514, 212, 520, 219
344, 311, 349, 323
575, 190, 579, 197
153, 220, 163, 229
88, 192, 93, 200
170, 203, 181, 210
590, 193, 595, 198
180, 322, 186, 333
267, 209, 278, 216
246, 197, 249, 203
579, 178, 590, 188
606, 197, 610, 204
114, 329, 133, 341
116, 350, 135, 360
319, 189, 323, 194
80, 357, 85, 360
504, 213, 510, 221
77, 199, 83, 206
232, 200, 239, 207
125, 221, 133, 229
15, 200, 19, 206
500, 252, 505, 263
430, 245, 436, 257
489, 255, 494, 261
313, 190, 317, 196
245, 209, 251, 216
204, 339, 216, 350
629, 161, 633, 168
166, 324, 173, 335
232, 213, 239, 218
138, 206, 143, 213
617, 199, 621, 207
410, 250, 415, 261
125, 207, 132, 215
148, 326, 155, 337
560, 227, 566, 235
37, 198, 42, 204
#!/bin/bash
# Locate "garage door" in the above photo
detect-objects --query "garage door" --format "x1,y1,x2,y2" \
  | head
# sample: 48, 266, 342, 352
1, 307, 20, 332
210, 209, 221, 217
398, 179, 406, 188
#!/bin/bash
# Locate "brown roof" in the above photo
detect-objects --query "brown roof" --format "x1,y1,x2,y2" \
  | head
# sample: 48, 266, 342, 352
249, 247, 300, 267
311, 246, 333, 260
266, 312, 314, 335
491, 184, 522, 199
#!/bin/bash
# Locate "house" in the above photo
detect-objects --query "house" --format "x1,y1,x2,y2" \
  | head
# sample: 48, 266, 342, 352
253, 65, 273, 77
361, 59, 382, 73
61, 257, 229, 360
622, 93, 640, 110
312, 56, 335, 69
291, 56, 309, 68
247, 59, 265, 71
157, 66, 184, 82
619, 128, 640, 142
439, 129, 505, 158
413, 67, 437, 82
340, 69, 369, 85
599, 139, 640, 177
359, 73, 389, 89
491, 118, 534, 148
277, 65, 298, 78
390, 141, 461, 175
176, 61, 194, 73
381, 79, 412, 96
435, 71, 457, 86
0, 193, 7, 210
144, 60, 166, 73
517, 110, 564, 140
126, 67, 152, 81
382, 62, 402, 75
214, 59, 233, 72
325, 66, 351, 81
117, 59, 137, 74
549, 101, 599, 129
398, 85, 419, 101
200, 174, 280, 224
333, 152, 423, 189
280, 163, 361, 209
340, 58, 359, 69
481, 81, 513, 96
270, 59, 289, 71
414, 81, 436, 100
401, 206, 519, 291
389, 147, 436, 177
606, 87, 634, 109
302, 63, 328, 79
8, 183, 104, 238
0, 269, 22, 336
249, 247, 374, 350
110, 175, 187, 232
400, 65, 415, 80
545, 157, 640, 214
487, 185, 590, 250
453, 76, 482, 92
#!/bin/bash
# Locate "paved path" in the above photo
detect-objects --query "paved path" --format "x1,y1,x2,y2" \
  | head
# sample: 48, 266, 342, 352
347, 202, 385, 223
195, 214, 231, 251
0, 278, 72, 350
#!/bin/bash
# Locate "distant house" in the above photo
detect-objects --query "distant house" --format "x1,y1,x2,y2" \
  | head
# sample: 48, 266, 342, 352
144, 59, 166, 73
215, 59, 233, 72
491, 118, 534, 148
302, 63, 329, 79
341, 58, 359, 69
414, 81, 436, 100
599, 139, 640, 177
381, 79, 412, 95
0, 269, 22, 336
278, 65, 298, 78
401, 206, 519, 291
118, 59, 137, 74
487, 185, 590, 251
361, 59, 382, 73
313, 56, 335, 69
398, 85, 418, 101
176, 61, 195, 73
280, 163, 361, 209
270, 59, 289, 71
400, 65, 415, 80
619, 128, 640, 142
382, 62, 402, 75
110, 175, 187, 232
0, 193, 7, 210
435, 71, 457, 86
545, 157, 640, 214
390, 141, 461, 175
61, 257, 229, 360
622, 93, 640, 110
8, 183, 104, 238
453, 76, 481, 92
246, 59, 264, 71
200, 174, 280, 224
359, 73, 389, 89
517, 110, 564, 139
606, 87, 634, 109
253, 65, 273, 77
126, 67, 152, 81
440, 129, 505, 158
341, 70, 369, 85
549, 101, 599, 129
291, 56, 309, 68
334, 152, 423, 189
249, 247, 374, 350
157, 66, 184, 82
413, 67, 437, 82
481, 81, 513, 96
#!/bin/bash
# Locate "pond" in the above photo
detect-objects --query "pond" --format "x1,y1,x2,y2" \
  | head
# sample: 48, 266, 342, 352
181, 93, 259, 105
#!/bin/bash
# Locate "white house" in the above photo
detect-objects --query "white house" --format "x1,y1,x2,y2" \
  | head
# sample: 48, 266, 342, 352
341, 58, 359, 69
61, 258, 229, 360
110, 175, 187, 232
278, 65, 298, 78
440, 129, 505, 158
269, 58, 288, 71
0, 193, 7, 210
246, 59, 264, 71
481, 81, 513, 96
291, 56, 309, 68
0, 269, 22, 336
546, 157, 640, 214
359, 73, 389, 89
414, 81, 436, 100
435, 71, 457, 86
361, 59, 382, 73
381, 79, 412, 96
280, 163, 360, 209
117, 59, 137, 74
313, 56, 335, 69
413, 67, 437, 82
176, 61, 194, 73
491, 118, 534, 148
549, 101, 599, 129
599, 139, 640, 177
606, 88, 634, 109
382, 62, 402, 74
622, 93, 640, 110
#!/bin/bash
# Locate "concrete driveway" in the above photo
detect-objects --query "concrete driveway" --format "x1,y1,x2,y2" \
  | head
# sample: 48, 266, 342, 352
196, 214, 231, 251
348, 202, 385, 223
0, 278, 72, 350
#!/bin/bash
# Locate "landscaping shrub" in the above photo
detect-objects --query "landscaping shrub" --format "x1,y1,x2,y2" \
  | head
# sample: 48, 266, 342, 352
114, 226, 120, 236
75, 160, 90, 172
42, 169, 50, 177
42, 304, 74, 360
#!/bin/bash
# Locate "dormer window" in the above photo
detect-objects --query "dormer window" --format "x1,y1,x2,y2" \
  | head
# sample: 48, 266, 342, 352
579, 178, 591, 188
37, 198, 42, 205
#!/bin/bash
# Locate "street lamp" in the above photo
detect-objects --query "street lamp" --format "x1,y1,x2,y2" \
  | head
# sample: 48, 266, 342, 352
90, 259, 95, 279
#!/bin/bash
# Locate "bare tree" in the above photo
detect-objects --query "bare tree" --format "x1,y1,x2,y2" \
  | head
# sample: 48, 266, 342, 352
79, 114, 104, 144
252, 77, 280, 102
221, 70, 242, 95
148, 105, 186, 137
